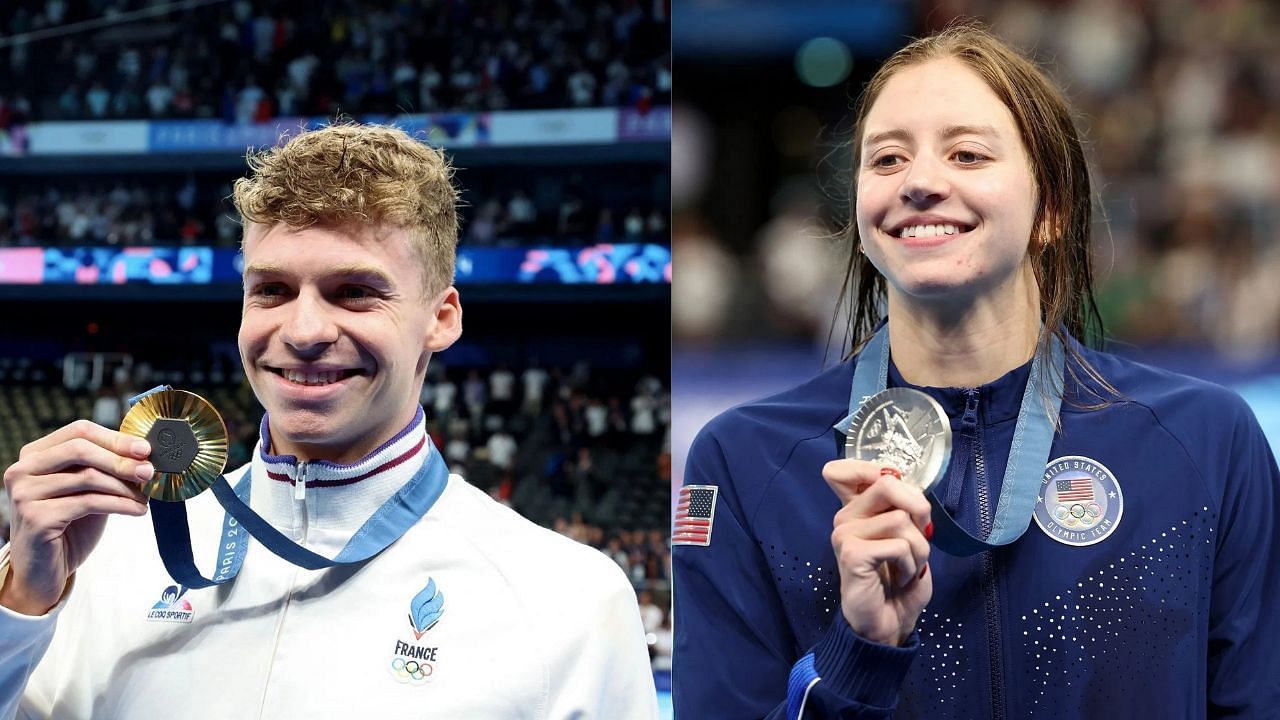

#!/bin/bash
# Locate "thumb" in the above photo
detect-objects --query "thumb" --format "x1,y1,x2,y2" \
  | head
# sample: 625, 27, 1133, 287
822, 458, 884, 504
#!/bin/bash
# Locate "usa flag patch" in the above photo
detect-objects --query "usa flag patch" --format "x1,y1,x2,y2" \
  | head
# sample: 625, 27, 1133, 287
673, 485, 718, 546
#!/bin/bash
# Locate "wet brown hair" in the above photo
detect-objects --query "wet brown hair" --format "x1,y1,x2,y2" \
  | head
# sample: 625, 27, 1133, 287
839, 22, 1113, 400
233, 123, 459, 296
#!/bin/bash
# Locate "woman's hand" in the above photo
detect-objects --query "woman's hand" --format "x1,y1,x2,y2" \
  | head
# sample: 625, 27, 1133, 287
824, 459, 933, 647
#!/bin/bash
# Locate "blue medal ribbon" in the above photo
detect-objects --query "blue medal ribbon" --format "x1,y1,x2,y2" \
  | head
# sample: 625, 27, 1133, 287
834, 325, 1064, 556
132, 389, 448, 588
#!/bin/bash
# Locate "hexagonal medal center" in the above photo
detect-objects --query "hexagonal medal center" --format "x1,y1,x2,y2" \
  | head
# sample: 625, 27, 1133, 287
146, 418, 198, 474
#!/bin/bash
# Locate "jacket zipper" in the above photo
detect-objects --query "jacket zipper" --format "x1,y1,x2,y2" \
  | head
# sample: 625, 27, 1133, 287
262, 460, 308, 718
966, 388, 1005, 720
294, 461, 308, 501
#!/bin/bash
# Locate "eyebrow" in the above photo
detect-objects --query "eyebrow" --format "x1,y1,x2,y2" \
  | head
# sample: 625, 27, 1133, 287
242, 262, 397, 287
862, 124, 1002, 148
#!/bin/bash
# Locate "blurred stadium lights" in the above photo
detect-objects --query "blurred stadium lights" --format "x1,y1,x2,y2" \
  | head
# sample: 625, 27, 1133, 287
795, 37, 853, 87
0, 243, 672, 302
672, 0, 910, 59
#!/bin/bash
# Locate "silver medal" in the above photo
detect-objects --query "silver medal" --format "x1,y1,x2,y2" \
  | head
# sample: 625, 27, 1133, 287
845, 387, 951, 491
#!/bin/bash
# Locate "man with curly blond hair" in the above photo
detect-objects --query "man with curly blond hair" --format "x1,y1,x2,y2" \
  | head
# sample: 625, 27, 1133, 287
0, 124, 658, 719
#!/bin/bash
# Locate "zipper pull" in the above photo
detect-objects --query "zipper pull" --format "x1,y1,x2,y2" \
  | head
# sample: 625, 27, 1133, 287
295, 461, 308, 501
961, 387, 980, 429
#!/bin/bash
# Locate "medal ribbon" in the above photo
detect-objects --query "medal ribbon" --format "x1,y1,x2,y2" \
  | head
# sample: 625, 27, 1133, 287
132, 390, 448, 588
834, 325, 1065, 556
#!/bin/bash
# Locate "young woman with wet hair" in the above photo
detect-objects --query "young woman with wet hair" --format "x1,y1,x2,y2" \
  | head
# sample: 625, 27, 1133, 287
673, 23, 1278, 719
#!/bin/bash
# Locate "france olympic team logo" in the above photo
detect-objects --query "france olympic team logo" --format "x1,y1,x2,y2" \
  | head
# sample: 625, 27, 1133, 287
1033, 456, 1123, 547
388, 577, 445, 686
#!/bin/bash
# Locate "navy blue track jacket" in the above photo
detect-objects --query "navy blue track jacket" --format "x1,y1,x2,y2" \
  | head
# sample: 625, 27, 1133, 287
673, 341, 1280, 719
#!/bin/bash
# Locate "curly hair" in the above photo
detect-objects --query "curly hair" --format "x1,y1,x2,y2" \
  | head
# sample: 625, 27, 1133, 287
233, 123, 459, 295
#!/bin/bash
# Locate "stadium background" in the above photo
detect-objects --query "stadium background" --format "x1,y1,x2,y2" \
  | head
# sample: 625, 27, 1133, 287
672, 0, 1280, 498
0, 0, 674, 713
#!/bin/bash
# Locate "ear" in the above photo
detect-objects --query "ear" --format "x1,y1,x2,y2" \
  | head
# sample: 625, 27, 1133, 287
426, 286, 462, 352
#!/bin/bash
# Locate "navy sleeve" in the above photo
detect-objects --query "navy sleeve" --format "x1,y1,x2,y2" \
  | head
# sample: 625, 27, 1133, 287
672, 421, 917, 719
1206, 399, 1280, 717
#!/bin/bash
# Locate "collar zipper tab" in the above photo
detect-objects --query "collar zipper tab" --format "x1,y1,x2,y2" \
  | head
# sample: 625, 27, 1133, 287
295, 461, 308, 501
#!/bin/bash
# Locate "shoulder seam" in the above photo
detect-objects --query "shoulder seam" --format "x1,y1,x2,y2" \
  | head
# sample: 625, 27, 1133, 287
746, 410, 849, 527
1115, 398, 1219, 516
433, 483, 553, 718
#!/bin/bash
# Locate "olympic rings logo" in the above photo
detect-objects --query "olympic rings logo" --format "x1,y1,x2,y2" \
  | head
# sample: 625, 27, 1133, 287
390, 657, 434, 683
1054, 502, 1104, 527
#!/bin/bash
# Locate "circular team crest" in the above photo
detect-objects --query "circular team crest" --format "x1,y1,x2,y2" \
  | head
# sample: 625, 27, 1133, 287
1033, 456, 1123, 547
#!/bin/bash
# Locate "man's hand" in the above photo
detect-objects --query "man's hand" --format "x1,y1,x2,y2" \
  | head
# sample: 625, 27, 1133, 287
824, 459, 933, 647
1, 420, 152, 616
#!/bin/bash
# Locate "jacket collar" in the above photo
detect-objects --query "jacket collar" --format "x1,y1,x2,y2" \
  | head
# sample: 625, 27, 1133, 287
248, 406, 435, 533
887, 357, 1033, 426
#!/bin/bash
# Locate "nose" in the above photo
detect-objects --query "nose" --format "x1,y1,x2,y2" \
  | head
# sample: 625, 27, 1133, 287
279, 289, 338, 353
899, 155, 950, 205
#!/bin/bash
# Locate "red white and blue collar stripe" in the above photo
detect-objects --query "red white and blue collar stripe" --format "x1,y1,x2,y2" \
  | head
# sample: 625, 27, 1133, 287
257, 406, 429, 490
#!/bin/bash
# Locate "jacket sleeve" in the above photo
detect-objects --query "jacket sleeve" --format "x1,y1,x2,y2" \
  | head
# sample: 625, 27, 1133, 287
672, 423, 917, 719
0, 548, 67, 720
1206, 399, 1280, 716
545, 554, 659, 720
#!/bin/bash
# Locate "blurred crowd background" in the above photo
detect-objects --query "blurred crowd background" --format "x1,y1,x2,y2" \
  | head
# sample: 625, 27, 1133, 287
674, 0, 1280, 361
0, 0, 670, 252
0, 0, 670, 121
0, 170, 668, 249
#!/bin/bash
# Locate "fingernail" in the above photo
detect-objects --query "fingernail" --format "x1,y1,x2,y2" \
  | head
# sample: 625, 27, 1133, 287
134, 463, 154, 481
924, 522, 934, 541
880, 466, 901, 480
132, 440, 151, 457
919, 563, 928, 579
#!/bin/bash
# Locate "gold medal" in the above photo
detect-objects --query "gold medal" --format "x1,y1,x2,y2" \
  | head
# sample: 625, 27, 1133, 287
119, 389, 229, 501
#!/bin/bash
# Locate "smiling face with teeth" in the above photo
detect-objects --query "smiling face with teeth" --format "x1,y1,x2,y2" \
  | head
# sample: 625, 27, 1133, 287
855, 57, 1039, 312
238, 222, 461, 464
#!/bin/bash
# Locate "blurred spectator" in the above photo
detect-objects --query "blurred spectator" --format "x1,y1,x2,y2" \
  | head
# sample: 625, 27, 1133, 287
463, 369, 487, 426
671, 215, 741, 345
90, 387, 122, 428
507, 190, 537, 233
486, 427, 517, 472
756, 186, 844, 342
630, 389, 658, 436
584, 397, 609, 443
637, 590, 664, 636
522, 361, 549, 415
651, 613, 673, 672
433, 373, 457, 424
467, 200, 504, 245
445, 420, 471, 465
489, 364, 516, 416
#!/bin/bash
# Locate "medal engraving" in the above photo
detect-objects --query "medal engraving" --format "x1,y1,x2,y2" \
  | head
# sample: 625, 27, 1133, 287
845, 387, 951, 492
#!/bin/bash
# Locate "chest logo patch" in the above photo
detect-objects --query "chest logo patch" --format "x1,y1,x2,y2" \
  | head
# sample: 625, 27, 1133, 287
145, 584, 194, 623
1033, 456, 1123, 547
389, 577, 445, 685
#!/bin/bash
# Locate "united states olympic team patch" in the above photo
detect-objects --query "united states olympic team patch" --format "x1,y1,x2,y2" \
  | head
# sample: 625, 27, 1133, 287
1033, 456, 1123, 547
